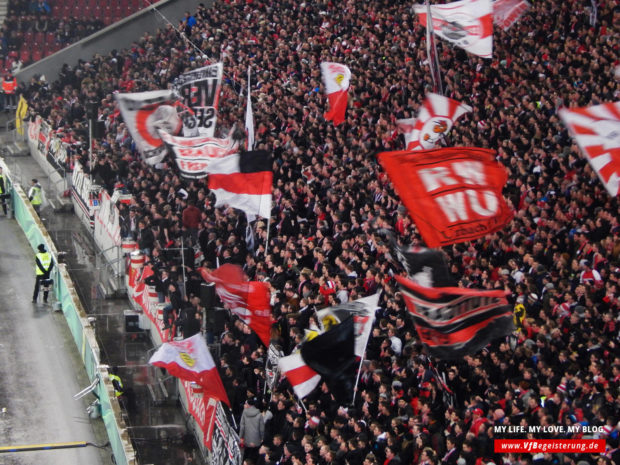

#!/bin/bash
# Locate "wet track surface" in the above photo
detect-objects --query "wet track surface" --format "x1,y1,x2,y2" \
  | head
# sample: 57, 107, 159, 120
1, 152, 204, 465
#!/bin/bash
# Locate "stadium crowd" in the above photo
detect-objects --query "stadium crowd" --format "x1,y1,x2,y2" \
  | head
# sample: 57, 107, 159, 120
17, 0, 620, 465
0, 1, 103, 69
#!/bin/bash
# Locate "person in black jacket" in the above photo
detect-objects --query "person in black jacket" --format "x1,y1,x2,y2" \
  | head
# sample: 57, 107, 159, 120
137, 219, 155, 255
162, 282, 183, 330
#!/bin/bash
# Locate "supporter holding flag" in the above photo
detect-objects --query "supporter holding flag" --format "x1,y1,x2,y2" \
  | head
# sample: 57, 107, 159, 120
321, 62, 351, 126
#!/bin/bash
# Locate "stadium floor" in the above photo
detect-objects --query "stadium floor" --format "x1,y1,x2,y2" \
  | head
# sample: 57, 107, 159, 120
0, 143, 204, 464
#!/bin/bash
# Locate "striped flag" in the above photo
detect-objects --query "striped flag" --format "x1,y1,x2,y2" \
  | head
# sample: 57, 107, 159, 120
206, 150, 273, 221
395, 275, 514, 359
493, 0, 530, 30
398, 93, 472, 151
279, 351, 321, 400
559, 101, 620, 197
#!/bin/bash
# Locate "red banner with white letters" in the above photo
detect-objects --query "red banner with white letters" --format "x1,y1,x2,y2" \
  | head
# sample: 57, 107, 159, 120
377, 147, 513, 247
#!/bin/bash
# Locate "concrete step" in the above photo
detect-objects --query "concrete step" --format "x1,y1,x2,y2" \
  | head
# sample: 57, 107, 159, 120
3, 141, 28, 157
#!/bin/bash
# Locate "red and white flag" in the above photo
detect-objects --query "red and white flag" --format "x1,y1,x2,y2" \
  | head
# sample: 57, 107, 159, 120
493, 0, 530, 30
398, 93, 472, 151
159, 129, 239, 179
559, 102, 620, 197
205, 150, 273, 221
321, 62, 351, 126
414, 0, 493, 58
149, 333, 230, 406
200, 264, 273, 347
115, 90, 182, 165
279, 351, 321, 400
377, 147, 513, 248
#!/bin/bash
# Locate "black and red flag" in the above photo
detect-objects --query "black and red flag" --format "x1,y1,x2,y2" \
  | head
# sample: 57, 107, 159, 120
395, 275, 514, 359
377, 147, 513, 248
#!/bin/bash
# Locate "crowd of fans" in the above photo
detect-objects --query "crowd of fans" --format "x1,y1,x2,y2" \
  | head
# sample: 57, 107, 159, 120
18, 0, 620, 465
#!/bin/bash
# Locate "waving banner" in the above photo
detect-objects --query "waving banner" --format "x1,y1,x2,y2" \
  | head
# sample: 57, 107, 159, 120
174, 63, 223, 137
414, 0, 493, 58
559, 101, 620, 197
159, 130, 239, 179
200, 264, 273, 347
396, 275, 514, 359
115, 90, 182, 165
398, 93, 472, 150
321, 62, 351, 126
377, 147, 513, 247
493, 0, 530, 30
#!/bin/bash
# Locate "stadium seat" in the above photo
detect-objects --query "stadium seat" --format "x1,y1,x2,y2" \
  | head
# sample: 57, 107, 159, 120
19, 48, 31, 63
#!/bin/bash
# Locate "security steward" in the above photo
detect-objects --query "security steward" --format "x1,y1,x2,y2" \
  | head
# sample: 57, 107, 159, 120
109, 367, 124, 397
2, 73, 17, 110
0, 166, 7, 215
28, 178, 42, 215
33, 243, 53, 303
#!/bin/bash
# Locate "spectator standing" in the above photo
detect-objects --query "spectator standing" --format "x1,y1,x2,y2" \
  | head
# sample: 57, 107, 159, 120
240, 397, 265, 463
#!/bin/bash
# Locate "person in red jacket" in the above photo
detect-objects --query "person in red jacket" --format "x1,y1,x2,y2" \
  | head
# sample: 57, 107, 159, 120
182, 201, 201, 245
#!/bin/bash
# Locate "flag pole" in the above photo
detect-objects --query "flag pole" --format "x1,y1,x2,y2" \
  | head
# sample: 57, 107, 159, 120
264, 211, 271, 257
351, 355, 366, 405
426, 0, 443, 95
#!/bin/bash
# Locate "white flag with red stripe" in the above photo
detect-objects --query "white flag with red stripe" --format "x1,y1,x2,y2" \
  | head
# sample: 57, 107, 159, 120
149, 333, 230, 406
559, 101, 620, 197
205, 150, 273, 221
321, 62, 351, 126
414, 0, 493, 58
398, 93, 472, 151
493, 0, 530, 30
279, 351, 321, 400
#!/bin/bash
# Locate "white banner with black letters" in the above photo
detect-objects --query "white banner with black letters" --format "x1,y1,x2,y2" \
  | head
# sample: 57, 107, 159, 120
174, 63, 223, 137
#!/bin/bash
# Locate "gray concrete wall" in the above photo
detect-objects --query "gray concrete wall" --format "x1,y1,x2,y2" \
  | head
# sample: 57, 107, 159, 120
16, 0, 203, 84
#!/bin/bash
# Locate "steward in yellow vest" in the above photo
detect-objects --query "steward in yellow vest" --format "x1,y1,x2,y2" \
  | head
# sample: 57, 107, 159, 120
33, 243, 53, 303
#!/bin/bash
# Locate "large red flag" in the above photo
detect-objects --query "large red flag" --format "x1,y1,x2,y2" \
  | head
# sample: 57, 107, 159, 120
149, 333, 230, 407
377, 147, 513, 247
200, 264, 273, 347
